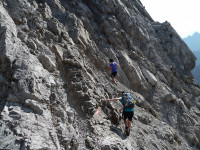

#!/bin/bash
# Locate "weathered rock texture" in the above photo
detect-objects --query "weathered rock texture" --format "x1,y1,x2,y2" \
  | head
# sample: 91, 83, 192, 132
0, 0, 200, 150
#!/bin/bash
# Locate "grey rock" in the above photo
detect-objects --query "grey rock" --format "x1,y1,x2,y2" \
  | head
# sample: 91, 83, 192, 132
24, 99, 43, 114
38, 53, 56, 72
165, 93, 177, 102
141, 68, 158, 86
28, 39, 37, 50
17, 31, 28, 42
0, 0, 200, 150
85, 136, 94, 148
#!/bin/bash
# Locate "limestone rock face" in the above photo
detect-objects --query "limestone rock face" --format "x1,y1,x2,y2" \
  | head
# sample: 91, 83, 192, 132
0, 0, 199, 150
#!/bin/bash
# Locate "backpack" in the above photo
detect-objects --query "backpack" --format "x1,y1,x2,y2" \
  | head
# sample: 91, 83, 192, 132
122, 92, 134, 109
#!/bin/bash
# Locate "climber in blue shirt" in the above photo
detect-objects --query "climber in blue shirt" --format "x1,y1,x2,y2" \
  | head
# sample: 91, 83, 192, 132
105, 59, 119, 83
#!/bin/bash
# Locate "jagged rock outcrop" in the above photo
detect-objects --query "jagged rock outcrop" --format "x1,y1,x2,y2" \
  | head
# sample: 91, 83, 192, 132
0, 0, 200, 150
192, 64, 200, 85
183, 32, 200, 85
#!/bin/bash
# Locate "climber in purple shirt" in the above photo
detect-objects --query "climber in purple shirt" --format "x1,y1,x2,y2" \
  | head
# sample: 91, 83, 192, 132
106, 59, 119, 83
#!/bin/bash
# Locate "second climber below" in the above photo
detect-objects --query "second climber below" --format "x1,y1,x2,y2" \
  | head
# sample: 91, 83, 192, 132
106, 91, 134, 136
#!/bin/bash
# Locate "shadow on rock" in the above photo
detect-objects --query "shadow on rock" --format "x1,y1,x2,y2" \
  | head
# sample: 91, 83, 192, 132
110, 125, 128, 140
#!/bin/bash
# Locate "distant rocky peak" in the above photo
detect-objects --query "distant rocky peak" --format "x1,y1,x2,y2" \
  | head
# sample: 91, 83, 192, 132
183, 32, 200, 51
192, 32, 200, 37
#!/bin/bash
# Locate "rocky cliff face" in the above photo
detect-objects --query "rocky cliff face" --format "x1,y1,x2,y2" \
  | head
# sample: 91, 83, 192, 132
0, 0, 200, 150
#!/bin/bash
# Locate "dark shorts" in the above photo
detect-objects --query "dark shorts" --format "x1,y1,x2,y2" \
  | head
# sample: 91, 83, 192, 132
111, 72, 117, 78
123, 111, 134, 121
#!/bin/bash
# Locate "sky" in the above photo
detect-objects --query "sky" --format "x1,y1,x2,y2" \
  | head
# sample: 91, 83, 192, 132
140, 0, 200, 38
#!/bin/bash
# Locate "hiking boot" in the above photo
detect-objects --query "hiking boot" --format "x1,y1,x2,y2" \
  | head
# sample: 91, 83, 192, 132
127, 129, 130, 136
125, 127, 129, 135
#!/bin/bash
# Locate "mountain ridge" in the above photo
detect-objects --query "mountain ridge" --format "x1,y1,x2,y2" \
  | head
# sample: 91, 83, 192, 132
0, 0, 200, 149
183, 32, 200, 51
